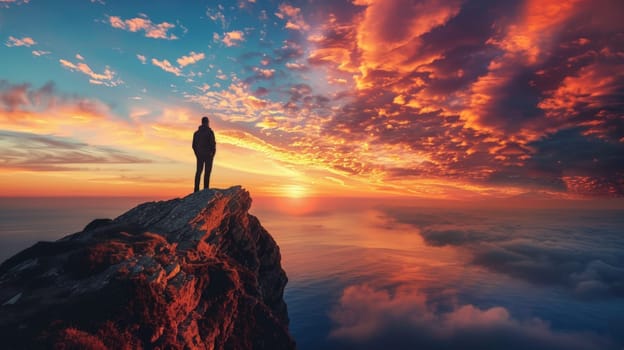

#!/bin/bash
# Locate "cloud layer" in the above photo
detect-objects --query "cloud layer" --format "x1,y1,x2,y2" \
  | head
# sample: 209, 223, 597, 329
383, 206, 624, 300
329, 284, 613, 349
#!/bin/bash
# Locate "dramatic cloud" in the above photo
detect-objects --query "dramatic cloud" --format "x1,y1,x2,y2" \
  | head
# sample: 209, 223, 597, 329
222, 30, 245, 47
108, 15, 178, 40
5, 36, 35, 47
2, 0, 624, 197
330, 284, 611, 349
289, 0, 624, 197
353, 0, 462, 80
59, 58, 122, 87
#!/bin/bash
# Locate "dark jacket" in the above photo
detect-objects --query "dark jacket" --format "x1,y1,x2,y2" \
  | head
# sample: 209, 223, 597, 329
192, 125, 216, 158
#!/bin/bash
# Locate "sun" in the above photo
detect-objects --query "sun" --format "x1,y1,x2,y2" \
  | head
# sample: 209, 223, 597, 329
283, 184, 308, 199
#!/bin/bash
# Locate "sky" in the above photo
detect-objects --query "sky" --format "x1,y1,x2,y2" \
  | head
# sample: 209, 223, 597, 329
0, 0, 623, 199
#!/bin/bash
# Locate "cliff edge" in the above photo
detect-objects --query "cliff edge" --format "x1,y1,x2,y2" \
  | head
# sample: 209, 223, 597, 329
0, 186, 295, 350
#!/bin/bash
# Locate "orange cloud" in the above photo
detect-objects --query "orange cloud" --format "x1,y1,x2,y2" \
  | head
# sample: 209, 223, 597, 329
0, 81, 364, 197
285, 62, 306, 71
176, 51, 205, 67
308, 47, 357, 73
563, 176, 623, 197
252, 67, 275, 79
5, 36, 36, 47
275, 3, 309, 31
538, 61, 624, 123
461, 0, 586, 134
108, 15, 178, 40
151, 58, 182, 76
222, 30, 245, 47
59, 58, 122, 87
5, 0, 622, 198
487, 0, 582, 64
354, 0, 461, 85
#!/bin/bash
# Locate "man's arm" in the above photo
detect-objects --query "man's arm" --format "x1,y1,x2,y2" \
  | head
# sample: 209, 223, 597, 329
192, 132, 198, 154
209, 129, 216, 156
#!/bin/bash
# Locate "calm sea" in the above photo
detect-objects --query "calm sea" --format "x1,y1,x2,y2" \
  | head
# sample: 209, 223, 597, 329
1, 196, 623, 349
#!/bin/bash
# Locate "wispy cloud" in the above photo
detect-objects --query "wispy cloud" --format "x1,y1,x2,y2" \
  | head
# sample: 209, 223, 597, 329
151, 58, 182, 76
206, 6, 227, 29
0, 130, 152, 172
136, 54, 147, 64
0, 0, 30, 8
108, 14, 179, 40
59, 58, 122, 87
0, 80, 189, 166
285, 62, 307, 71
5, 36, 36, 47
31, 50, 50, 57
176, 51, 205, 67
150, 51, 206, 76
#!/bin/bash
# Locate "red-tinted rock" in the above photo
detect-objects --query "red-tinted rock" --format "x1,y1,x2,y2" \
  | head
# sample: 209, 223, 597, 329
0, 186, 295, 350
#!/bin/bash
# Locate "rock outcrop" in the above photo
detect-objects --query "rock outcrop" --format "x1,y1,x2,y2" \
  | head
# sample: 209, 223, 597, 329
0, 186, 295, 350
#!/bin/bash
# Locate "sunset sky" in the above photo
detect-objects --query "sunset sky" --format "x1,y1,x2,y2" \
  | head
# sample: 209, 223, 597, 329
1, 0, 623, 199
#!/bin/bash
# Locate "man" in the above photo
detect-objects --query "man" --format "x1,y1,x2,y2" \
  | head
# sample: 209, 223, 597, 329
192, 116, 216, 192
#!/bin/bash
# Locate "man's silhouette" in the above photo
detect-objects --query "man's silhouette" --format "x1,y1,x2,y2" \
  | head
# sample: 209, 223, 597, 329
192, 116, 216, 192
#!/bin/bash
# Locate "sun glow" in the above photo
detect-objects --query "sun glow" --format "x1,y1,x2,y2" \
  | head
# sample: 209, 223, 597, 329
283, 184, 309, 199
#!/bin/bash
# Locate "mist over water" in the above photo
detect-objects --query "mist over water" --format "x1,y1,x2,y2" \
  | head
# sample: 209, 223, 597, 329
255, 198, 624, 350
1, 196, 623, 349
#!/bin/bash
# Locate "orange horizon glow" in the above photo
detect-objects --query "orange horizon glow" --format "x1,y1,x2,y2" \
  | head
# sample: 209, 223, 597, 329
1, 0, 622, 199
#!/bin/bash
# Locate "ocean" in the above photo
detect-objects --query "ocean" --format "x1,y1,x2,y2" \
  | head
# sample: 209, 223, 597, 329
1, 196, 623, 349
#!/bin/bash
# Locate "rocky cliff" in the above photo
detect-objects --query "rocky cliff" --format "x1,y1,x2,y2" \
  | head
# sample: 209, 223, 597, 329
0, 186, 295, 350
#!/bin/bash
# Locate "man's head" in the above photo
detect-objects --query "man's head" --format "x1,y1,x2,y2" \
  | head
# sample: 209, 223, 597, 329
201, 116, 209, 126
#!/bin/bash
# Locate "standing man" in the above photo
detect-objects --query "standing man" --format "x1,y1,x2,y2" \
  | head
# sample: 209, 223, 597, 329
192, 116, 216, 192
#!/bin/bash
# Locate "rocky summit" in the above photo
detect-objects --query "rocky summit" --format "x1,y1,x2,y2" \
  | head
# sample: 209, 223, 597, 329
0, 186, 295, 350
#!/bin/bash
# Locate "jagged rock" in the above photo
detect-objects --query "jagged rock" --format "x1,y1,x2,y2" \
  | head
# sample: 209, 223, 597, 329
0, 186, 295, 350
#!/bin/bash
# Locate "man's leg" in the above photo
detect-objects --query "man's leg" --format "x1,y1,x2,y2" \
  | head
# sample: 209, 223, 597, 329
194, 157, 204, 192
203, 156, 214, 189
